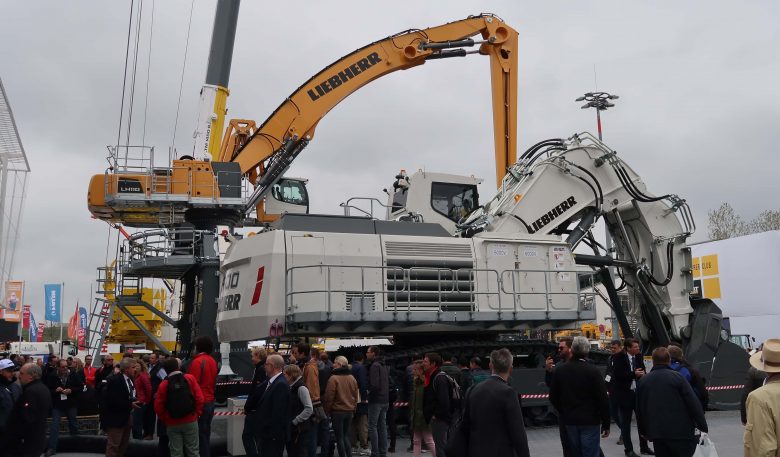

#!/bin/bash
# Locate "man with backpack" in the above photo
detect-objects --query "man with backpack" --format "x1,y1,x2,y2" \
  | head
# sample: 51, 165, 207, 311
155, 357, 205, 457
366, 346, 389, 457
422, 352, 461, 457
667, 345, 708, 412
186, 336, 218, 457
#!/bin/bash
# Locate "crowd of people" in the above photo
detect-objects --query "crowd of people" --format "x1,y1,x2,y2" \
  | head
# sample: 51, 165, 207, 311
0, 335, 218, 457
1, 335, 779, 457
241, 344, 532, 457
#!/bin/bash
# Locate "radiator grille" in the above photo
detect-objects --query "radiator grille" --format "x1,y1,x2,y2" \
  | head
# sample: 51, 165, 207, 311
384, 241, 472, 258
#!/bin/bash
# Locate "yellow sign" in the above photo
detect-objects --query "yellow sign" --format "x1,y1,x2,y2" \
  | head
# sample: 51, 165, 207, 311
701, 254, 719, 277
692, 257, 701, 278
703, 277, 721, 299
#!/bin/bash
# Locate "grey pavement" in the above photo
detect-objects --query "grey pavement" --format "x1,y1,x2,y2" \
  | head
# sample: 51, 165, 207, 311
56, 410, 741, 457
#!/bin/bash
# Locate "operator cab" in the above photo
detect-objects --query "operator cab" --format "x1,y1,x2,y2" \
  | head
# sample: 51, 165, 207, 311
387, 170, 482, 234
264, 177, 310, 216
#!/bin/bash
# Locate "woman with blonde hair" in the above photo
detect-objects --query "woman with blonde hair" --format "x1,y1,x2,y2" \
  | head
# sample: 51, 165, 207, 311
324, 355, 359, 457
133, 358, 153, 439
72, 357, 86, 387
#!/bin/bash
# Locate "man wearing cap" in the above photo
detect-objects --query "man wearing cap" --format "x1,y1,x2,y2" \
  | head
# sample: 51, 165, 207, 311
0, 359, 22, 434
744, 338, 780, 456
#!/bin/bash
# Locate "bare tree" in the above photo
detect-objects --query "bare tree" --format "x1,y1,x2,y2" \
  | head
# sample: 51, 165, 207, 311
749, 210, 780, 234
708, 203, 780, 240
708, 203, 748, 240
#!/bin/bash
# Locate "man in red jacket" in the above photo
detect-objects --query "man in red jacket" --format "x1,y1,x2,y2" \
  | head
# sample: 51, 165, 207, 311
186, 336, 218, 457
155, 357, 204, 457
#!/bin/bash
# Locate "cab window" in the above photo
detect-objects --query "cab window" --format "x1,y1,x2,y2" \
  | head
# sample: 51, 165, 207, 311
430, 182, 478, 222
271, 180, 308, 206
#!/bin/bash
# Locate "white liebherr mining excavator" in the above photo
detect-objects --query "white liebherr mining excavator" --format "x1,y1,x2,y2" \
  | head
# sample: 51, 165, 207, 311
217, 132, 749, 411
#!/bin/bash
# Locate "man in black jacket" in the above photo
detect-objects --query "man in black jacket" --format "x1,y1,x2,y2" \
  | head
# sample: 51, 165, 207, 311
0, 359, 22, 436
367, 345, 389, 457
545, 337, 574, 457
459, 348, 530, 457
422, 352, 451, 457
611, 338, 653, 457
103, 358, 141, 457
636, 347, 708, 457
0, 363, 52, 457
46, 359, 83, 455
550, 336, 610, 457
605, 340, 623, 444
243, 354, 290, 457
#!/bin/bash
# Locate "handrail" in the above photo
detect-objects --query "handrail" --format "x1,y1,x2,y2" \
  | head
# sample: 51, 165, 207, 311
285, 263, 595, 316
340, 197, 394, 219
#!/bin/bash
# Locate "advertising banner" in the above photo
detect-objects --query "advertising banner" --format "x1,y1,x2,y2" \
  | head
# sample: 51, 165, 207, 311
29, 312, 37, 341
68, 306, 79, 340
78, 307, 88, 349
37, 322, 44, 342
2, 280, 23, 322
23, 304, 30, 328
44, 283, 62, 322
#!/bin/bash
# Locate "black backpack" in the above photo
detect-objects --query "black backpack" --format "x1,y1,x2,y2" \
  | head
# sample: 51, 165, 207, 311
165, 373, 195, 419
434, 372, 463, 414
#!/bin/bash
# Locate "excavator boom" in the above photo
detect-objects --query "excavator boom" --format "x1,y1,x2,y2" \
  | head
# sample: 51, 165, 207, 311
88, 14, 518, 227
221, 14, 518, 188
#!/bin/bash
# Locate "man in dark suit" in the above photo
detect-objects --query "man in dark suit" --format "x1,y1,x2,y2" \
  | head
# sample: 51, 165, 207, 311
605, 340, 623, 443
46, 359, 83, 456
636, 347, 707, 457
550, 336, 611, 457
545, 336, 574, 457
612, 338, 654, 457
102, 357, 141, 457
243, 354, 290, 457
460, 348, 530, 457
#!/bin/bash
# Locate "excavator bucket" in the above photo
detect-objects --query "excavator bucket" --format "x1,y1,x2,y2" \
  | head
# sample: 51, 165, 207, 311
684, 298, 750, 410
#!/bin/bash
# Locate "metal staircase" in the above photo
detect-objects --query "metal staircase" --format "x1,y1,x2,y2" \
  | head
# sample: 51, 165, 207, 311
85, 265, 120, 363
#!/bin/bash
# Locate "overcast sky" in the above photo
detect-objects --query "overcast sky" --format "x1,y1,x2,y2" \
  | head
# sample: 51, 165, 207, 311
1, 1, 779, 325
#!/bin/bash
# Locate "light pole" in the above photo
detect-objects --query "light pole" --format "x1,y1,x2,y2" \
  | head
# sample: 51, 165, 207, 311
576, 91, 620, 338
576, 91, 619, 141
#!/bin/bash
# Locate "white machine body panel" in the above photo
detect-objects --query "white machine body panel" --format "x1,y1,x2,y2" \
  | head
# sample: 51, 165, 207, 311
217, 225, 588, 341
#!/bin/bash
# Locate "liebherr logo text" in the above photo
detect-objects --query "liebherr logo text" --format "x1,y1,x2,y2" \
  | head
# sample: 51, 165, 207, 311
222, 271, 240, 311
307, 52, 382, 101
528, 196, 577, 234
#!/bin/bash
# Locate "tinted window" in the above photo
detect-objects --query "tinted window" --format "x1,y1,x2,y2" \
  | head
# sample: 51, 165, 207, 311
430, 182, 478, 222
271, 179, 308, 206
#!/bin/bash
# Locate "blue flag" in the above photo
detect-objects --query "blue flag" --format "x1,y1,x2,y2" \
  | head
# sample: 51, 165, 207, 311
29, 312, 37, 341
44, 283, 62, 322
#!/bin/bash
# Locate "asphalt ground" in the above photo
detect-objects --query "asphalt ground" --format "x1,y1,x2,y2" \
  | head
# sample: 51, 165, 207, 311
54, 409, 741, 457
